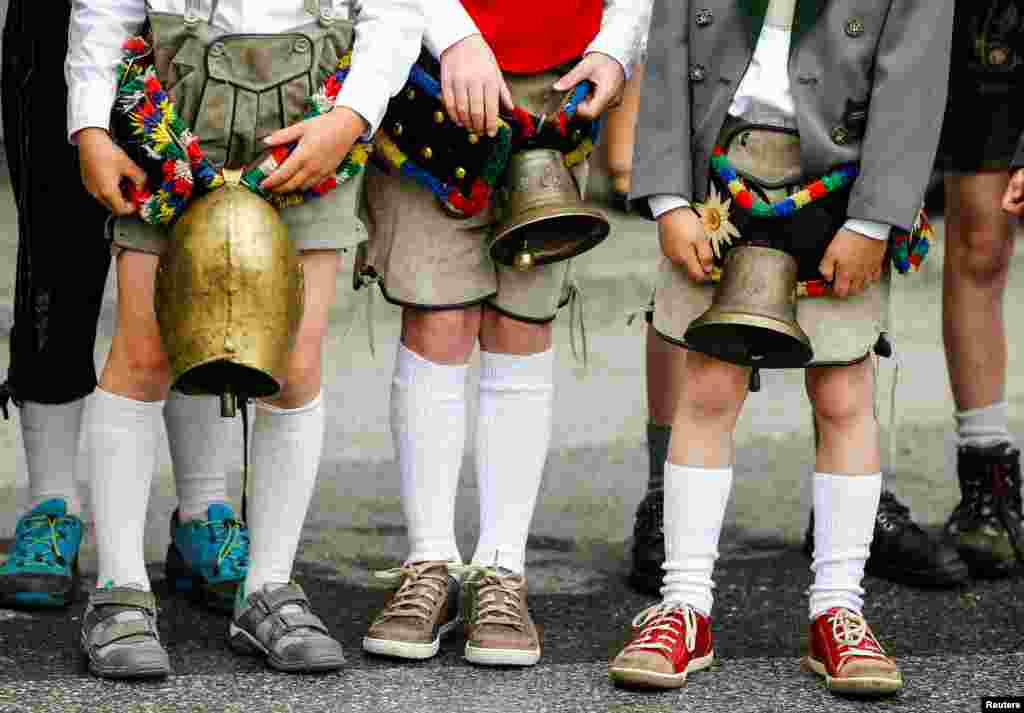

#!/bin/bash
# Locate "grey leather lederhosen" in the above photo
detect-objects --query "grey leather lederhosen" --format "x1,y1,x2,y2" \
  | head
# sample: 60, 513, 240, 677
113, 0, 367, 254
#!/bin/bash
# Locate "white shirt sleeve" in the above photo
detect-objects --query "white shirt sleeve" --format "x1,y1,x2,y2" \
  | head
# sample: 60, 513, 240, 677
336, 0, 424, 136
842, 218, 891, 242
586, 0, 652, 78
66, 0, 148, 141
649, 194, 691, 219
423, 0, 480, 59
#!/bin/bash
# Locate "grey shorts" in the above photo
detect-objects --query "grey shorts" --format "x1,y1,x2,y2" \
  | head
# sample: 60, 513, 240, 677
361, 68, 588, 323
110, 172, 367, 255
651, 257, 891, 366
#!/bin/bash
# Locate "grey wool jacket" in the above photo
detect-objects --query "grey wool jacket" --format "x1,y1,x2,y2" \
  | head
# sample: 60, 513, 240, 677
631, 0, 954, 231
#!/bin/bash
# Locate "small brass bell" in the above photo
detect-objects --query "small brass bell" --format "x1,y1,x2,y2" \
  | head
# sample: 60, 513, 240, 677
156, 170, 304, 410
489, 149, 610, 269
684, 245, 812, 368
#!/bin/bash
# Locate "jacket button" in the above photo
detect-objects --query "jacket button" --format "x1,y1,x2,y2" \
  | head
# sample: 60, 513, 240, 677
696, 9, 713, 27
845, 17, 865, 37
831, 125, 851, 145
293, 38, 310, 53
209, 42, 225, 57
689, 64, 707, 82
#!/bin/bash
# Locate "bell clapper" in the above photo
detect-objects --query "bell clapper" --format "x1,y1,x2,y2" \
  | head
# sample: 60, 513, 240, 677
514, 241, 534, 271
221, 390, 238, 418
749, 367, 761, 393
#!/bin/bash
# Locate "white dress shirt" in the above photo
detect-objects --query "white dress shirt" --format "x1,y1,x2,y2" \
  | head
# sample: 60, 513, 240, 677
649, 0, 889, 241
423, 0, 651, 77
66, 0, 423, 140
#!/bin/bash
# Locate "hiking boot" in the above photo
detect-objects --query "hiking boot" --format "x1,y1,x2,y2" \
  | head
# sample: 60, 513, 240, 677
81, 585, 172, 680
462, 568, 541, 667
363, 561, 460, 660
804, 490, 968, 588
228, 582, 345, 673
945, 443, 1024, 578
629, 491, 665, 596
0, 499, 83, 608
804, 607, 902, 697
609, 603, 714, 689
166, 503, 249, 613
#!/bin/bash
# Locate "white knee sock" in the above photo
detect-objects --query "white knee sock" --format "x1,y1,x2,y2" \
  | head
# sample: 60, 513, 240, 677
660, 462, 733, 617
471, 349, 554, 575
21, 400, 84, 515
392, 343, 467, 564
808, 471, 882, 619
164, 390, 233, 522
243, 394, 325, 596
955, 401, 1014, 448
86, 388, 164, 590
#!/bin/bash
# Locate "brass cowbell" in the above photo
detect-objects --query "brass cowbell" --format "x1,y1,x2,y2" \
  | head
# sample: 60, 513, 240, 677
490, 148, 610, 270
684, 245, 813, 368
155, 170, 304, 416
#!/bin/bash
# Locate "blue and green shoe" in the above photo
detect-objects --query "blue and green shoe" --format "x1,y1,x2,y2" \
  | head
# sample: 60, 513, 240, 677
166, 503, 249, 613
0, 498, 83, 608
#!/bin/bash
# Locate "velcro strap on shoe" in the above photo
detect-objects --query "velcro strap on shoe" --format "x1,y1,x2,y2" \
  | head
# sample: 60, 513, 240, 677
258, 584, 309, 613
276, 611, 329, 636
91, 618, 156, 648
90, 588, 157, 612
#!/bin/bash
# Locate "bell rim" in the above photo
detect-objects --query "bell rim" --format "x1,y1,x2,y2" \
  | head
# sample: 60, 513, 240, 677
170, 356, 283, 400
684, 310, 814, 368
490, 208, 611, 267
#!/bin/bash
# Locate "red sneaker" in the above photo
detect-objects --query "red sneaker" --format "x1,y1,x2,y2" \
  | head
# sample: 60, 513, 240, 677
804, 607, 903, 697
609, 603, 714, 689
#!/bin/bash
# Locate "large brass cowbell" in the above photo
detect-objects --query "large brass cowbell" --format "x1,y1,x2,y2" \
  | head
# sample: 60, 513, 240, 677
684, 245, 813, 368
156, 172, 304, 416
490, 149, 610, 270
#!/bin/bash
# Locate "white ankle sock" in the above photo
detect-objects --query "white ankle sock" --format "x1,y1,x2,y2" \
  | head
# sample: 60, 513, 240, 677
85, 388, 164, 590
392, 343, 467, 564
808, 471, 882, 619
955, 401, 1013, 448
471, 349, 554, 575
164, 390, 233, 522
243, 394, 325, 596
21, 399, 84, 515
660, 462, 732, 617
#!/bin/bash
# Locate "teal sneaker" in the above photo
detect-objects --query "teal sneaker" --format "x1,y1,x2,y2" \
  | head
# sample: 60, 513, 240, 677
166, 503, 249, 613
0, 499, 83, 608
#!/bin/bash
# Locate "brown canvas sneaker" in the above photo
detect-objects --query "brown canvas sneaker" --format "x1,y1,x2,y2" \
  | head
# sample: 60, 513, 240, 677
462, 568, 541, 666
362, 561, 461, 660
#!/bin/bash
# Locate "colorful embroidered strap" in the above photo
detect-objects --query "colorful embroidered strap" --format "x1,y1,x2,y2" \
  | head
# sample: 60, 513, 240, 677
704, 145, 933, 279
114, 36, 370, 226
371, 64, 599, 219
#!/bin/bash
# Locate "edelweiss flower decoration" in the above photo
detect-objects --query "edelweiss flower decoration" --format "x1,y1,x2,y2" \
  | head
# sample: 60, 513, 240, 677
695, 184, 741, 259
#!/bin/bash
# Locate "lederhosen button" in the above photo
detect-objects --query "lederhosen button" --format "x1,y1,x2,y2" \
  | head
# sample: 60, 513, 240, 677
689, 64, 707, 82
831, 125, 850, 145
696, 9, 713, 27
845, 17, 865, 38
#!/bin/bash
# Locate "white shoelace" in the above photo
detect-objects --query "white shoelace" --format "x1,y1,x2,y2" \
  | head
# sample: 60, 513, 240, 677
828, 609, 888, 660
624, 603, 698, 656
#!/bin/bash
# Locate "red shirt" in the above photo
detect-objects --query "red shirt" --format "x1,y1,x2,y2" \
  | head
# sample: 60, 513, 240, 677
461, 0, 603, 73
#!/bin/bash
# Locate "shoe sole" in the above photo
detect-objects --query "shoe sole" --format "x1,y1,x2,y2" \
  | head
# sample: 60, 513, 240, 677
609, 651, 713, 689
88, 659, 172, 680
464, 643, 541, 667
228, 622, 345, 673
362, 618, 459, 660
803, 656, 903, 697
0, 557, 81, 609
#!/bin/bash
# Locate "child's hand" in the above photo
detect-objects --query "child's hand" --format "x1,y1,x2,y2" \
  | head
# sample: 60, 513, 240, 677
1002, 168, 1024, 217
260, 107, 369, 194
819, 228, 887, 298
553, 52, 626, 120
77, 128, 147, 216
440, 33, 514, 137
658, 207, 714, 283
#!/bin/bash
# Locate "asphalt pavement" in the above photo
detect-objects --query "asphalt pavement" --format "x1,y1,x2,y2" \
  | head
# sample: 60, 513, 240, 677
1, 165, 1023, 710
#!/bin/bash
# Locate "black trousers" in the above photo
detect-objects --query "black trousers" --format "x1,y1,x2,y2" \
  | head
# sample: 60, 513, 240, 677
2, 0, 112, 407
